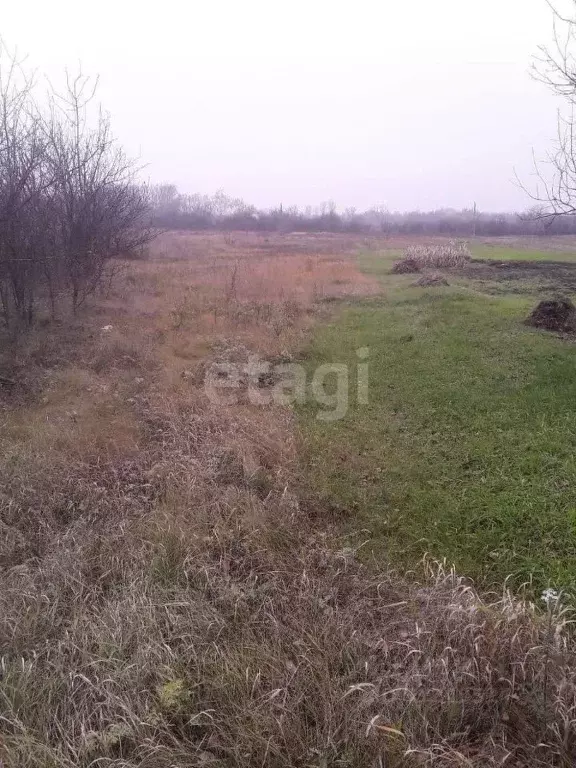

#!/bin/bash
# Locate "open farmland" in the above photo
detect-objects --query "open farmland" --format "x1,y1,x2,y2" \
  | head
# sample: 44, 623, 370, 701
2, 233, 576, 766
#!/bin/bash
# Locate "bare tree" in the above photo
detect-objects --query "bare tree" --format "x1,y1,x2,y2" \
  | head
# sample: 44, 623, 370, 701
0, 47, 153, 331
46, 72, 152, 313
523, 1, 576, 219
0, 44, 50, 327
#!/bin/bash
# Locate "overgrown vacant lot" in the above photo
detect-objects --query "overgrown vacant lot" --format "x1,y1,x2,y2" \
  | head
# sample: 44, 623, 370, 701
2, 232, 576, 767
300, 244, 576, 595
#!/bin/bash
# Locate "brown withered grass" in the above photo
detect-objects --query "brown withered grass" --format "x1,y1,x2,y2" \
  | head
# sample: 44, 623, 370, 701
0, 232, 575, 767
392, 241, 472, 274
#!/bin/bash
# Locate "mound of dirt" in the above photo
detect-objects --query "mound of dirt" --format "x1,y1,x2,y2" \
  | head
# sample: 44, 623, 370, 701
391, 257, 421, 274
525, 298, 576, 332
415, 273, 449, 287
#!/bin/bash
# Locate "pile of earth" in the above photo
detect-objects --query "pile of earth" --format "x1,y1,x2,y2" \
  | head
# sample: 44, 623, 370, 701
391, 257, 421, 274
414, 273, 449, 287
525, 298, 576, 332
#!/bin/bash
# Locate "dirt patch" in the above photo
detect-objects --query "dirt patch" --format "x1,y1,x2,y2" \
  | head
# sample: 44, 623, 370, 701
525, 298, 576, 332
455, 258, 576, 295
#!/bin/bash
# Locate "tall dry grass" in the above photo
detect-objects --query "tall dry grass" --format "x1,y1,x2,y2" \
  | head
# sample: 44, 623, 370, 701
0, 232, 575, 767
392, 241, 472, 274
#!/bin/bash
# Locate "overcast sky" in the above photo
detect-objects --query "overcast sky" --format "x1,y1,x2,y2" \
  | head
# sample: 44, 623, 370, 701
2, 0, 569, 211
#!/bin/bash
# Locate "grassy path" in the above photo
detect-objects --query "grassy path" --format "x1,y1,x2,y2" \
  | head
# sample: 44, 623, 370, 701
299, 251, 576, 596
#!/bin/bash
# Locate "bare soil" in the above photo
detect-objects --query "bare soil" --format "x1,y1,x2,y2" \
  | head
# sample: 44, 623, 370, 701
456, 258, 576, 294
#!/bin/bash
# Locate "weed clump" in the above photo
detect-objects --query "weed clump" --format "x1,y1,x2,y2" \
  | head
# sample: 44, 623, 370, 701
406, 240, 472, 267
393, 241, 471, 274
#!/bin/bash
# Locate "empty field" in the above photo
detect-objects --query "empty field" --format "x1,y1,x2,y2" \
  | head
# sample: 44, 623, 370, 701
5, 4, 576, 762
2, 232, 576, 767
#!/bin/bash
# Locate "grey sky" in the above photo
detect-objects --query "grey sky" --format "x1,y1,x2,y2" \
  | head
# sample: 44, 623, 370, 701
3, 0, 566, 211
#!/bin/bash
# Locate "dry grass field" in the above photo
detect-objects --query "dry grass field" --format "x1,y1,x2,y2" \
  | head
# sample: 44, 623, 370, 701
1, 232, 576, 767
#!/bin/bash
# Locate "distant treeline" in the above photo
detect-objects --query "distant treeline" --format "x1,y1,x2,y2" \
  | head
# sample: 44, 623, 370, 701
149, 185, 576, 236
